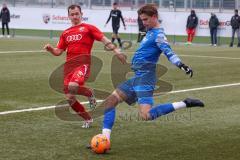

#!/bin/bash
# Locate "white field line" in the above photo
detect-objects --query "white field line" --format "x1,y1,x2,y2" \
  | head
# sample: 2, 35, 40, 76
1, 82, 240, 116
168, 82, 240, 94
154, 83, 240, 96
93, 50, 240, 60
0, 100, 104, 115
0, 49, 240, 60
179, 54, 240, 60
0, 50, 45, 54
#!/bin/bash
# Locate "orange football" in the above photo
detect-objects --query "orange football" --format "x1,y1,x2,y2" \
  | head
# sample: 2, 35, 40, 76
90, 134, 110, 154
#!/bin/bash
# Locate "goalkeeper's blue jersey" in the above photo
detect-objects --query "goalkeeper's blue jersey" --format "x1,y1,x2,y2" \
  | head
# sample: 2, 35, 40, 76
131, 27, 181, 72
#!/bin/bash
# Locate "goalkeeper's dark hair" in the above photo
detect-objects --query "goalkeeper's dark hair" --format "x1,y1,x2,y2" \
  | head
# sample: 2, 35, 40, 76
68, 4, 81, 14
137, 4, 158, 18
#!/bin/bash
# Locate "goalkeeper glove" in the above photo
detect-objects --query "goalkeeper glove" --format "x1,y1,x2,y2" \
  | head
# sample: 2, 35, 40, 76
177, 62, 193, 77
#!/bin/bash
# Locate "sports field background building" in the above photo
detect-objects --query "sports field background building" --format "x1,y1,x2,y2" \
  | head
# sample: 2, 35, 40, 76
1, 0, 240, 44
2, 0, 239, 11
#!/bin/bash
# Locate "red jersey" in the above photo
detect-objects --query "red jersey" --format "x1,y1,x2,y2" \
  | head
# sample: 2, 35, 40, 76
57, 23, 104, 79
57, 23, 104, 62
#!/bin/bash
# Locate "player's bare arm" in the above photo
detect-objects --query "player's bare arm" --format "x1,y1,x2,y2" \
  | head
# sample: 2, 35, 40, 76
44, 44, 64, 56
101, 36, 127, 64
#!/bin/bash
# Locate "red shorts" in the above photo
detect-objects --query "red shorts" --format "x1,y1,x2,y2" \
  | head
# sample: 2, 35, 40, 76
64, 64, 89, 94
186, 28, 196, 35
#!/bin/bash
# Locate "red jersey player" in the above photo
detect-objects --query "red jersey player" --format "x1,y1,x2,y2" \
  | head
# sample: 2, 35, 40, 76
44, 4, 126, 128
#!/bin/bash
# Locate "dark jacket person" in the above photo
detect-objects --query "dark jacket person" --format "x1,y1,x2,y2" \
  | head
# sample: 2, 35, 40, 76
230, 9, 240, 47
0, 3, 10, 37
209, 13, 219, 46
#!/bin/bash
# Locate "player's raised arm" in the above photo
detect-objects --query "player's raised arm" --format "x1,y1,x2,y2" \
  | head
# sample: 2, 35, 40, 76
101, 36, 127, 64
43, 44, 64, 56
156, 33, 193, 77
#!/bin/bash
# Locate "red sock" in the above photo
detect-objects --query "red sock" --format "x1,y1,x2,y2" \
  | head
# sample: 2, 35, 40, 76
78, 86, 93, 97
70, 101, 92, 120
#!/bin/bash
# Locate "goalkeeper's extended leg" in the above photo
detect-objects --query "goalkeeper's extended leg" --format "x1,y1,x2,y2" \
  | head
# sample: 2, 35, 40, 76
138, 98, 204, 120
102, 89, 126, 141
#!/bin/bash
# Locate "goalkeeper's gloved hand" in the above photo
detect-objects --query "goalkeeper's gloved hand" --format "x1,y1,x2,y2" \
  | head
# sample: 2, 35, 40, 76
177, 62, 193, 77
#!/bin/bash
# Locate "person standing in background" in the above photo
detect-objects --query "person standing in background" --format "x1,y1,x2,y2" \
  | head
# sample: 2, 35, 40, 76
209, 13, 219, 47
105, 2, 126, 48
229, 9, 240, 47
0, 3, 10, 38
137, 15, 146, 42
185, 10, 198, 45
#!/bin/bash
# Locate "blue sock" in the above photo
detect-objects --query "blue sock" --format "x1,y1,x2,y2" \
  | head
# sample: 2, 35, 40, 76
103, 107, 116, 129
149, 103, 175, 120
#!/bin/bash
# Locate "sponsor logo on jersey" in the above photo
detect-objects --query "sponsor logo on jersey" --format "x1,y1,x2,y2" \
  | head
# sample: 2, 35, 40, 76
66, 34, 82, 42
111, 13, 118, 17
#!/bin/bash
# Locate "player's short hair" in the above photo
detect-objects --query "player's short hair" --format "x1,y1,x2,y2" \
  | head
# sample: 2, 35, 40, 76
137, 4, 158, 17
113, 2, 118, 6
68, 4, 81, 14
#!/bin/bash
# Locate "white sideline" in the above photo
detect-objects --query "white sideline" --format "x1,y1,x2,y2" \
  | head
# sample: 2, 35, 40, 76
1, 82, 240, 116
94, 50, 240, 60
179, 54, 240, 60
0, 100, 104, 115
168, 82, 240, 94
0, 49, 240, 60
0, 50, 45, 54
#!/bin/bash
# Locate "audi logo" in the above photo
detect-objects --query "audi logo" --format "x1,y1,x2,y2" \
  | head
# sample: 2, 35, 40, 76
66, 34, 82, 42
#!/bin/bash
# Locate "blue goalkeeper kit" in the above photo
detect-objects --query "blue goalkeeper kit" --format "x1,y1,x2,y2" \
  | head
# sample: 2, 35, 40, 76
118, 27, 182, 105
103, 27, 183, 129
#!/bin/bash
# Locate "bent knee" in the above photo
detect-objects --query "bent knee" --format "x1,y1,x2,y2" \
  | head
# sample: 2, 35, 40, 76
68, 82, 79, 95
103, 89, 125, 107
104, 93, 120, 107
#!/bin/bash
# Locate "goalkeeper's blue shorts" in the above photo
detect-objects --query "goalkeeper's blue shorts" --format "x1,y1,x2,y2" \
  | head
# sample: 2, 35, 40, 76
117, 71, 156, 106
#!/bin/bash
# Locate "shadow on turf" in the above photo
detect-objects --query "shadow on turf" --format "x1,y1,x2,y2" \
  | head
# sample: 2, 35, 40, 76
49, 53, 174, 122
